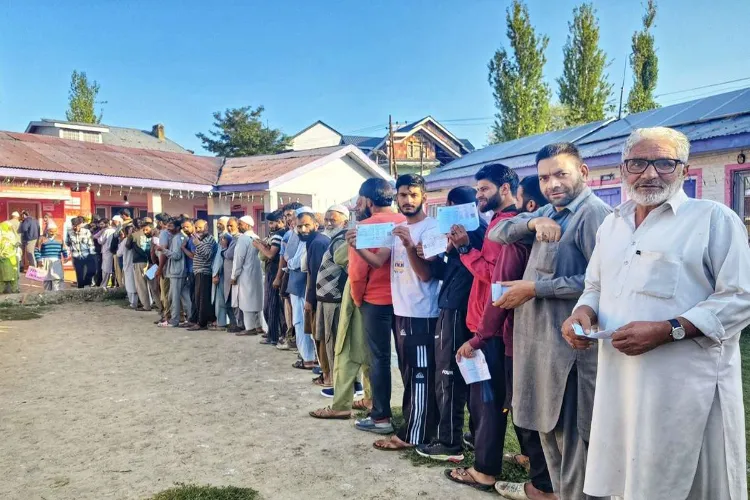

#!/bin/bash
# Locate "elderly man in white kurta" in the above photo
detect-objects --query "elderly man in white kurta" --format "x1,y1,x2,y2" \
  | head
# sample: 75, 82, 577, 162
563, 126, 750, 500
230, 216, 264, 335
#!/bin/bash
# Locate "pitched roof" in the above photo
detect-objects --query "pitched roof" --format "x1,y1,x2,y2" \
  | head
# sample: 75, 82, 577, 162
27, 119, 190, 154
0, 131, 220, 189
290, 120, 342, 140
341, 135, 382, 149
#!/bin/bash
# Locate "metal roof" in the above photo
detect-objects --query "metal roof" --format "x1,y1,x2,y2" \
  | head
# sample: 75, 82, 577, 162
0, 132, 219, 185
219, 146, 343, 186
341, 135, 382, 149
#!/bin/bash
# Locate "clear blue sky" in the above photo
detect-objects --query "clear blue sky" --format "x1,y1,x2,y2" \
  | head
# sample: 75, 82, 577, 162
1, 0, 749, 155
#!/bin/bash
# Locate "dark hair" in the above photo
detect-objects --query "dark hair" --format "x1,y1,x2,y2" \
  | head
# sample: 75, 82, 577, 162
475, 163, 519, 194
447, 186, 477, 206
21, 210, 29, 217
71, 216, 82, 226
266, 209, 283, 222
155, 212, 171, 223
100, 218, 110, 225
518, 176, 546, 208
395, 173, 425, 193
359, 178, 393, 207
120, 209, 132, 218
282, 202, 303, 212
535, 142, 583, 167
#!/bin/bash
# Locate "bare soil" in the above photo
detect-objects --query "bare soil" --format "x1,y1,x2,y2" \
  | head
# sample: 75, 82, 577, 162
0, 302, 488, 500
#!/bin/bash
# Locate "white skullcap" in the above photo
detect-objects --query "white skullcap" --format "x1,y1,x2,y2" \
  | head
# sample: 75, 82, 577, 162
239, 215, 254, 227
295, 206, 315, 217
10, 211, 19, 217
327, 204, 350, 218
112, 215, 123, 222
218, 216, 230, 224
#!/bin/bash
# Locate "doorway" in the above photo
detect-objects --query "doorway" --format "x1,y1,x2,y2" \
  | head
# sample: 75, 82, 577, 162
733, 171, 750, 238
7, 201, 40, 220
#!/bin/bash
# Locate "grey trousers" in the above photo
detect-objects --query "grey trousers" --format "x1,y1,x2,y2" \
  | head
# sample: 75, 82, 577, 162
148, 274, 162, 313
132, 263, 151, 311
540, 366, 607, 500
316, 302, 341, 377
23, 240, 37, 268
169, 276, 192, 326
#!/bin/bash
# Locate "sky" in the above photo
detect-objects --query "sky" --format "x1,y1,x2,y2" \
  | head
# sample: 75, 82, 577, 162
1, 0, 749, 155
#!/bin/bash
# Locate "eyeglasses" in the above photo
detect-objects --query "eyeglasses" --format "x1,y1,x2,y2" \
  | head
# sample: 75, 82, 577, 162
623, 158, 684, 174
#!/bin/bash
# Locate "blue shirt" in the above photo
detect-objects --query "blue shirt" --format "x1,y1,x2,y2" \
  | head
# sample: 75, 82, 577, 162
185, 238, 195, 274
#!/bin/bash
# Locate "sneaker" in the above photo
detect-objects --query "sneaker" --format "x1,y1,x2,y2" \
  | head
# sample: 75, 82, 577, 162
415, 442, 465, 463
355, 416, 394, 435
276, 342, 290, 351
312, 366, 322, 375
354, 381, 364, 397
320, 388, 334, 398
462, 432, 475, 451
157, 321, 175, 328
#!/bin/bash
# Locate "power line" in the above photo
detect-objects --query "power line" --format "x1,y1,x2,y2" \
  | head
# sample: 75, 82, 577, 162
658, 83, 750, 105
655, 77, 750, 98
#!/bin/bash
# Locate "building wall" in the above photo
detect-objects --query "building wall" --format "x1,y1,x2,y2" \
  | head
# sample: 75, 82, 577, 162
273, 156, 373, 212
290, 124, 341, 151
31, 126, 60, 138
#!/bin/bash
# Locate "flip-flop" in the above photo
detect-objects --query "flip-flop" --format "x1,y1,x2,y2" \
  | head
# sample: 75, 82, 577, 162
308, 407, 351, 420
443, 468, 495, 492
372, 437, 414, 451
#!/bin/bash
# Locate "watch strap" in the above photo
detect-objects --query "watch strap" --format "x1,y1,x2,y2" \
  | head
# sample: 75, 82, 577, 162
668, 319, 681, 330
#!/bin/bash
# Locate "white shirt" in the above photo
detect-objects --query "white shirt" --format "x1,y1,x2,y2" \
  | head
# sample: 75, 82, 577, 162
576, 189, 750, 499
391, 217, 440, 318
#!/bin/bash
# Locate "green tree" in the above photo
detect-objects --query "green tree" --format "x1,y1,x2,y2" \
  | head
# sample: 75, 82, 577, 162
626, 0, 659, 113
557, 3, 613, 125
196, 106, 291, 157
66, 70, 102, 124
548, 104, 571, 131
488, 0, 551, 143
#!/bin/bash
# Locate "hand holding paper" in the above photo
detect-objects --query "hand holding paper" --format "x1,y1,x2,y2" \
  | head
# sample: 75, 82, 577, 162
356, 222, 395, 249
421, 229, 448, 259
437, 202, 480, 234
457, 350, 491, 384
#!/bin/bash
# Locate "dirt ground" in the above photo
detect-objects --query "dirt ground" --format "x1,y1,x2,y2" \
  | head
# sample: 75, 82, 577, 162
0, 302, 489, 500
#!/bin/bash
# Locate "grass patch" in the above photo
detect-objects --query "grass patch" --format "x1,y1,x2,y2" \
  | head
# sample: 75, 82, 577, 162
0, 305, 48, 321
149, 483, 259, 500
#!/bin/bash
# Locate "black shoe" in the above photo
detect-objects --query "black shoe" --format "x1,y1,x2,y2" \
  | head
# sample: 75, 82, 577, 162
462, 432, 474, 451
415, 442, 465, 463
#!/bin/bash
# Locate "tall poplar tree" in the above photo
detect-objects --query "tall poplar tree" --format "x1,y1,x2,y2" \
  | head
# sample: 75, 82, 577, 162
557, 3, 613, 125
626, 0, 659, 113
66, 71, 102, 124
488, 0, 551, 143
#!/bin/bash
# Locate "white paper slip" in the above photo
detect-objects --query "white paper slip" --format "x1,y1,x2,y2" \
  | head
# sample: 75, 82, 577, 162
491, 283, 509, 302
356, 222, 395, 249
573, 323, 617, 340
457, 350, 492, 385
437, 202, 480, 234
421, 228, 448, 258
145, 264, 159, 280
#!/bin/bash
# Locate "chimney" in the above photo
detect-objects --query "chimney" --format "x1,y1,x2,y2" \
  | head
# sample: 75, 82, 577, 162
152, 123, 165, 141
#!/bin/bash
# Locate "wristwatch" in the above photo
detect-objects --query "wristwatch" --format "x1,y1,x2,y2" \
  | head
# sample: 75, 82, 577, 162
668, 319, 686, 341
457, 244, 472, 255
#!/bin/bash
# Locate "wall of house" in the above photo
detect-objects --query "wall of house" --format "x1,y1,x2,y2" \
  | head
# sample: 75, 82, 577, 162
273, 156, 374, 212
423, 122, 462, 154
31, 126, 60, 138
290, 124, 341, 151
394, 133, 436, 162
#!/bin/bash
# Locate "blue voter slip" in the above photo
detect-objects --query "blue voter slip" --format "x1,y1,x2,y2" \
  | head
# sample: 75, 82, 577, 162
437, 202, 480, 234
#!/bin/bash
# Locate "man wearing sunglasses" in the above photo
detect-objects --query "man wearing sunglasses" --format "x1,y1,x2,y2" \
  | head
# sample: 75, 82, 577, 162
563, 126, 750, 500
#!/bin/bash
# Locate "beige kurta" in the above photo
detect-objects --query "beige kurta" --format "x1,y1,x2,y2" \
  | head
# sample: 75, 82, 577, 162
230, 232, 263, 312
576, 190, 750, 500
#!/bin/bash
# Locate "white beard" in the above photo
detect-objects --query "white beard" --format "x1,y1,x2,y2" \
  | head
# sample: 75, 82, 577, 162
625, 175, 685, 207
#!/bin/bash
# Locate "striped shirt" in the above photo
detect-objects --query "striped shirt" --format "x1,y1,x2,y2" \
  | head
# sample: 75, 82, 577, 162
35, 238, 69, 261
192, 234, 217, 275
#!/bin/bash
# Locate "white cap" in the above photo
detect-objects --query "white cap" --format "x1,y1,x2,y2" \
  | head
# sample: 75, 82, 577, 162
218, 216, 230, 224
327, 204, 350, 219
112, 215, 123, 223
295, 206, 315, 217
10, 211, 19, 217
239, 215, 254, 227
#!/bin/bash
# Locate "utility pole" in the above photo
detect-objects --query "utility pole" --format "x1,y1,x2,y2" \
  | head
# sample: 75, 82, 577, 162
388, 115, 397, 178
419, 137, 424, 177
618, 59, 627, 119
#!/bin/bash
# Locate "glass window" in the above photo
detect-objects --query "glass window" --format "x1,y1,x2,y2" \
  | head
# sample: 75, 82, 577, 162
733, 171, 750, 238
683, 178, 697, 198
95, 207, 107, 219
61, 129, 79, 141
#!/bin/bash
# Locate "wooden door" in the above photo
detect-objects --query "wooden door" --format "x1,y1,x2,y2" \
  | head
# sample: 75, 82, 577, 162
7, 201, 40, 220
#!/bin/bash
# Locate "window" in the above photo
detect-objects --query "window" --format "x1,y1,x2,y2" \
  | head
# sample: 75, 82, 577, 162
95, 207, 107, 219
407, 142, 423, 159
733, 171, 750, 239
428, 203, 445, 218
594, 187, 621, 208
80, 131, 101, 143
137, 208, 148, 219
683, 178, 697, 198
61, 129, 79, 141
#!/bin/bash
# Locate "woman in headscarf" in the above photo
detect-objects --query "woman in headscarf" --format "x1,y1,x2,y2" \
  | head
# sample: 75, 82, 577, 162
34, 224, 68, 291
0, 221, 18, 293
222, 217, 242, 332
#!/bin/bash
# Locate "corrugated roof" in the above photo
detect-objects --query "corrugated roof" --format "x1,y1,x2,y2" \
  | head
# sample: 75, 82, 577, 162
341, 135, 382, 149
0, 132, 220, 184
218, 146, 346, 186
32, 119, 190, 154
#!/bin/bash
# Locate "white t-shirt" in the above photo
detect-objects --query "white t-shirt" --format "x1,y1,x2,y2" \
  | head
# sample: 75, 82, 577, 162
391, 217, 440, 318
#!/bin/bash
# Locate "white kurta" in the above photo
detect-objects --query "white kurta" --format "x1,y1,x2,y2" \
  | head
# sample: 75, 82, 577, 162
230, 232, 263, 312
97, 228, 116, 274
117, 239, 136, 295
576, 190, 750, 500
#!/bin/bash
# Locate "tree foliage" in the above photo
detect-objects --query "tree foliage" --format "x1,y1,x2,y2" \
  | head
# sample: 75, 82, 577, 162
66, 70, 102, 124
557, 3, 613, 125
626, 0, 659, 113
196, 106, 290, 157
548, 104, 571, 132
488, 0, 551, 143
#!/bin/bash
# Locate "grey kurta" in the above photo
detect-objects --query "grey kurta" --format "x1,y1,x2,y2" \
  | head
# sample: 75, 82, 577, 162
230, 233, 263, 312
488, 188, 611, 437
223, 235, 237, 300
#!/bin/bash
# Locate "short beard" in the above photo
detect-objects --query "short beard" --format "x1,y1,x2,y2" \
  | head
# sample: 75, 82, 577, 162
547, 177, 586, 208
625, 174, 684, 207
357, 207, 371, 221
400, 202, 424, 217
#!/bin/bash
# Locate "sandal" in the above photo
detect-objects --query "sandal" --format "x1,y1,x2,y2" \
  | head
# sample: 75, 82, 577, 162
312, 375, 332, 387
372, 435, 414, 451
309, 406, 351, 420
503, 453, 531, 471
352, 400, 372, 411
293, 359, 313, 370
443, 468, 495, 492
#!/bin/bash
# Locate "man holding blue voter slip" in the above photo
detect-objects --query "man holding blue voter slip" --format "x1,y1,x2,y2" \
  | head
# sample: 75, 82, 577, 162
487, 143, 610, 500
